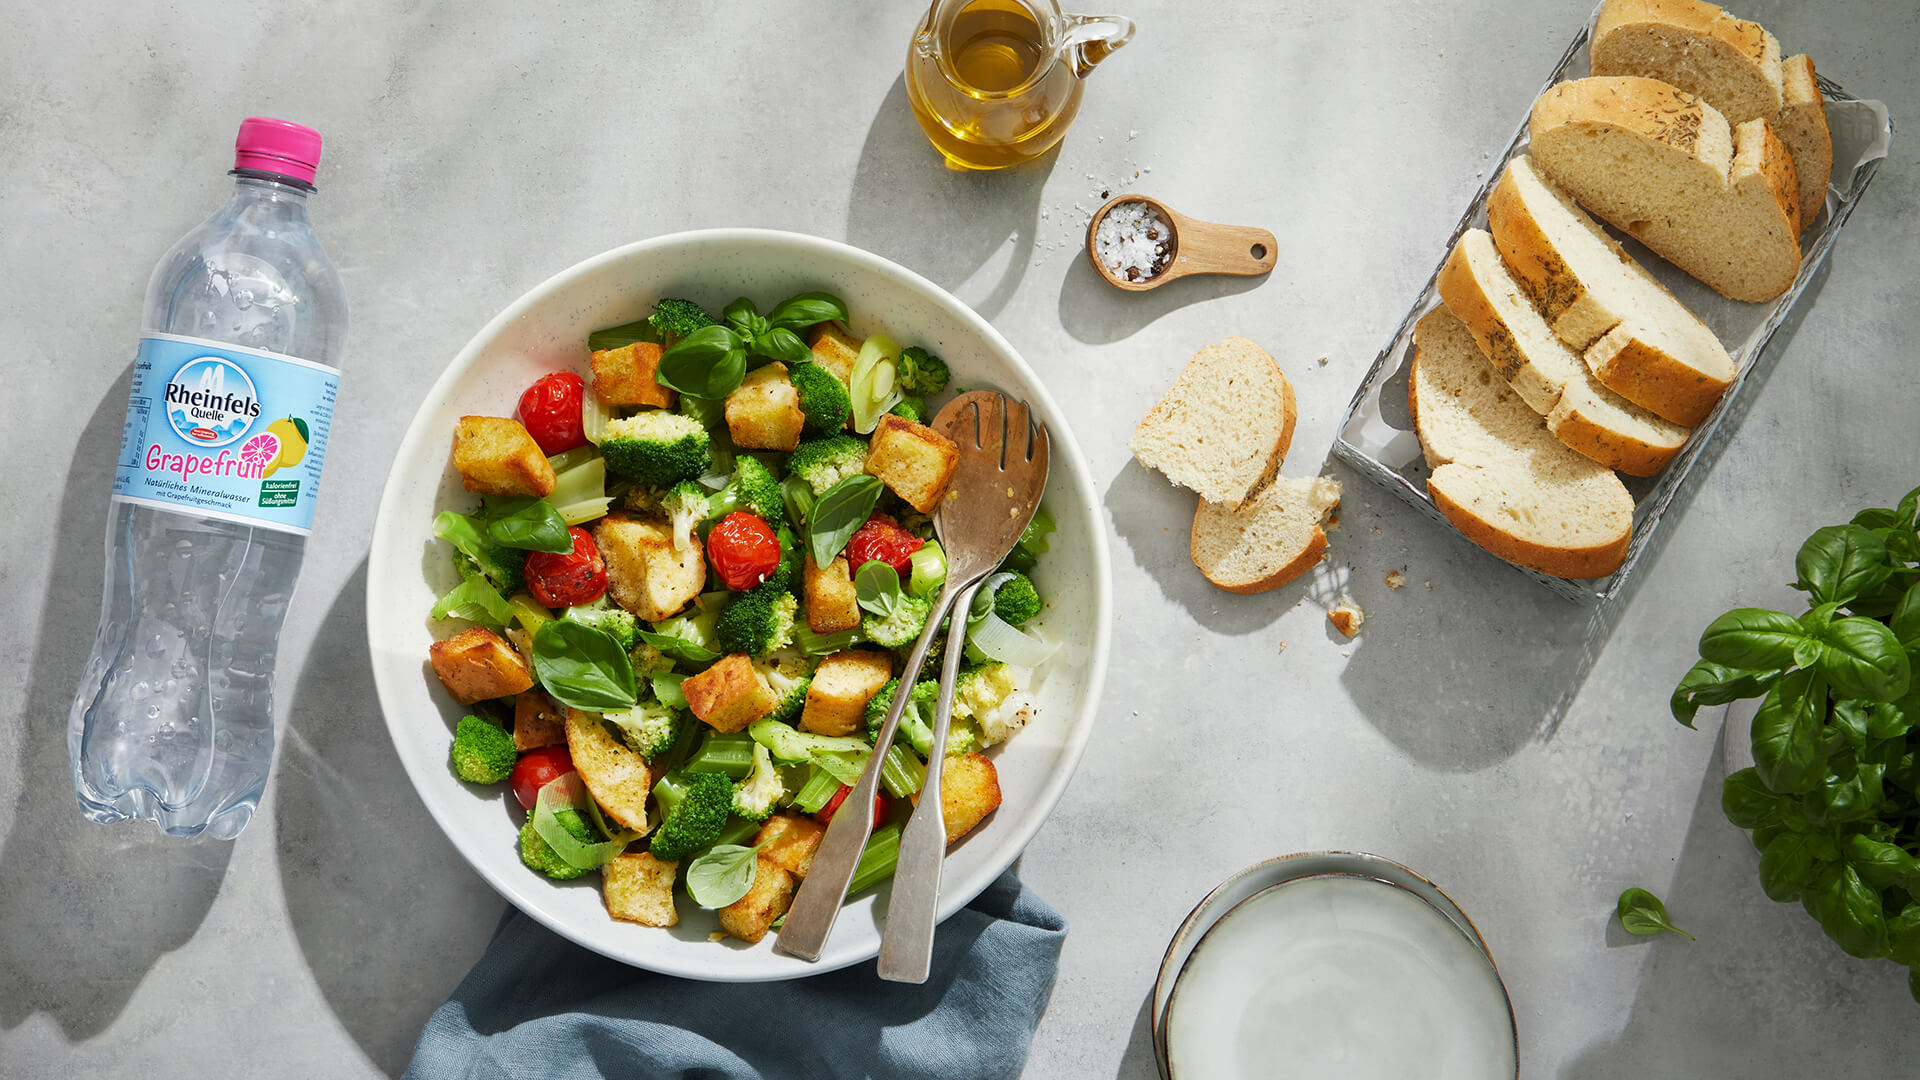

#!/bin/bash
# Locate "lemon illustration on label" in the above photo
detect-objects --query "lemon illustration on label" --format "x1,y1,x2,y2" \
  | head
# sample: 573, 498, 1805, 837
261, 417, 310, 479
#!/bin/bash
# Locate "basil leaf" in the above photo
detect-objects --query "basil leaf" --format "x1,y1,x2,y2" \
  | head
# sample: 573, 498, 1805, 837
1698, 608, 1808, 670
1801, 761, 1884, 826
1810, 864, 1890, 959
658, 325, 749, 399
1818, 617, 1911, 701
1751, 668, 1828, 795
483, 497, 572, 553
1888, 904, 1920, 967
1721, 768, 1786, 829
807, 474, 883, 569
636, 627, 720, 665
723, 297, 764, 336
531, 620, 638, 711
855, 560, 904, 618
587, 319, 663, 352
685, 842, 764, 909
1670, 659, 1779, 728
1847, 834, 1920, 891
767, 291, 849, 331
1832, 700, 1873, 749
1616, 888, 1694, 940
1796, 524, 1890, 606
752, 327, 812, 367
1899, 484, 1920, 530
1760, 830, 1821, 902
1891, 582, 1920, 650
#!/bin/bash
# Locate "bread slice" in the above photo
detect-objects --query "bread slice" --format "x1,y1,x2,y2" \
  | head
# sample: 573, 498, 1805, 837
1409, 307, 1634, 579
1437, 229, 1690, 476
1778, 54, 1834, 226
1529, 76, 1800, 302
1487, 155, 1735, 426
1590, 0, 1783, 126
1190, 475, 1341, 593
1131, 337, 1295, 507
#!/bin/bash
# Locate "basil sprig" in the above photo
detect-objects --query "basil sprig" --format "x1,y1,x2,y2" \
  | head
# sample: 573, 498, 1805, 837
1672, 486, 1920, 993
855, 561, 906, 619
531, 620, 638, 711
655, 291, 848, 399
685, 841, 768, 908
476, 496, 572, 553
636, 627, 720, 665
1616, 888, 1694, 941
807, 474, 883, 568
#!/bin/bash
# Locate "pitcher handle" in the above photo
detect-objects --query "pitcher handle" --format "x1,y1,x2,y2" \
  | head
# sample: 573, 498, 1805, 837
1058, 12, 1135, 78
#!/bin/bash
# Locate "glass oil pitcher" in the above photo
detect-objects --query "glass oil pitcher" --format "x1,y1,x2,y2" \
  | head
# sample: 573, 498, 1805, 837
906, 0, 1135, 170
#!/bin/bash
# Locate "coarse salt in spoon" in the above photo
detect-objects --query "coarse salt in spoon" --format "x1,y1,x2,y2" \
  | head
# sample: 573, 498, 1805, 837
1085, 194, 1278, 292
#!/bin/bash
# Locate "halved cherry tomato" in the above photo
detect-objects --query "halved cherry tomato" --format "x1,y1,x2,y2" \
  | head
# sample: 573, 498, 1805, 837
816, 785, 892, 828
524, 526, 607, 608
846, 514, 923, 576
706, 512, 782, 591
518, 371, 588, 455
510, 745, 575, 810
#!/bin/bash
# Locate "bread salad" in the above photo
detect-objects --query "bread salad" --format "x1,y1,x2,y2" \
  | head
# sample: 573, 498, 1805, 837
423, 292, 1057, 943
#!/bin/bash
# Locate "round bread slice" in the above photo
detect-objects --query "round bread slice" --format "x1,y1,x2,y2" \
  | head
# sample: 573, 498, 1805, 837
1191, 475, 1342, 593
1590, 0, 1784, 127
1131, 337, 1296, 507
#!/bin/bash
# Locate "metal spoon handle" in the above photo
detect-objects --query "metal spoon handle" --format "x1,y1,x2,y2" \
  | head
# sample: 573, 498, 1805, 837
877, 578, 983, 983
775, 577, 966, 962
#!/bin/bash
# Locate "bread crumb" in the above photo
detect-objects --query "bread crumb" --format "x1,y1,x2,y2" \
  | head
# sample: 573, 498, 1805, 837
1425, 581, 1433, 591
1277, 641, 1288, 651
1315, 354, 1329, 367
1325, 513, 1341, 531
1329, 601, 1364, 638
1385, 570, 1406, 589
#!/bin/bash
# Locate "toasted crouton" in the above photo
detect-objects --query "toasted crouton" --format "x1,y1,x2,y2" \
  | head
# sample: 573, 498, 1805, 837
806, 321, 863, 386
512, 689, 566, 751
754, 812, 826, 878
801, 648, 893, 736
725, 362, 805, 451
717, 857, 795, 944
865, 415, 959, 514
564, 708, 652, 833
602, 852, 679, 927
683, 653, 777, 734
591, 342, 675, 409
911, 752, 1003, 845
803, 554, 860, 634
594, 513, 705, 623
428, 626, 534, 704
452, 416, 556, 498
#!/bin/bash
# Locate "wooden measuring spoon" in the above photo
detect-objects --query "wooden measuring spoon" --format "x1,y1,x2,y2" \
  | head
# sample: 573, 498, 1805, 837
1085, 194, 1278, 292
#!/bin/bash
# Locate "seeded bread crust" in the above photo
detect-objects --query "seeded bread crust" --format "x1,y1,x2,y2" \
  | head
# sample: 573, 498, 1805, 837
1528, 76, 1800, 302
1590, 0, 1783, 124
1778, 53, 1833, 225
1190, 475, 1341, 594
1130, 337, 1295, 507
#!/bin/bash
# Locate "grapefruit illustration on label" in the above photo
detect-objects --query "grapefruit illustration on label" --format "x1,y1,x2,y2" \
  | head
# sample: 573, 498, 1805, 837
238, 431, 282, 474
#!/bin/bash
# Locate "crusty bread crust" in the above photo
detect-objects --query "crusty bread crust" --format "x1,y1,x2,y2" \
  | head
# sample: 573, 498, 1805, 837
1547, 385, 1687, 476
1189, 476, 1340, 594
1426, 470, 1633, 579
1779, 54, 1833, 226
1486, 163, 1623, 350
1591, 0, 1782, 124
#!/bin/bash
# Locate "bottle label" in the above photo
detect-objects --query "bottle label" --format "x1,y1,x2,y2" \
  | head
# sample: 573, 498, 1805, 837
112, 333, 340, 535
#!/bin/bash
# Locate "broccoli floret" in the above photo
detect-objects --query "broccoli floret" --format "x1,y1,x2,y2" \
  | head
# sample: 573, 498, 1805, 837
765, 525, 804, 594
561, 597, 639, 652
706, 455, 783, 523
788, 435, 868, 495
519, 808, 594, 880
623, 484, 664, 514
661, 480, 710, 551
889, 396, 930, 424
952, 663, 1031, 747
652, 602, 723, 659
990, 573, 1042, 626
716, 584, 797, 656
898, 347, 950, 396
649, 771, 734, 861
450, 714, 518, 784
604, 699, 687, 759
631, 641, 676, 678
862, 593, 932, 649
789, 361, 852, 433
864, 678, 938, 744
756, 649, 816, 725
651, 298, 719, 344
943, 721, 978, 757
435, 511, 523, 595
730, 743, 787, 822
747, 717, 871, 764
600, 412, 712, 487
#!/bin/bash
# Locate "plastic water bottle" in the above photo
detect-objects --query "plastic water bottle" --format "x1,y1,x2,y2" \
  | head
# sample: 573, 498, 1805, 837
68, 118, 347, 839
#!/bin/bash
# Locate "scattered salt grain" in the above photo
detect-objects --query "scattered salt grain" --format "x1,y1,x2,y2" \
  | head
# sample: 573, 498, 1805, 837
1094, 200, 1171, 282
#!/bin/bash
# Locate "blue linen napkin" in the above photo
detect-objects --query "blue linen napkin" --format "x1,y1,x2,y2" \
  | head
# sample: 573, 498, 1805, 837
404, 870, 1065, 1080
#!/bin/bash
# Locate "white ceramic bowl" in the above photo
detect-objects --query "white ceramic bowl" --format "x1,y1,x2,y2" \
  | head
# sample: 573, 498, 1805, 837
366, 229, 1111, 980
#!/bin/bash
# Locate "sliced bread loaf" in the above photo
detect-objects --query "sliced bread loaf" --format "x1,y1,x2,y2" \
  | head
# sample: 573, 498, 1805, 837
1409, 307, 1634, 579
1529, 76, 1801, 302
1437, 229, 1690, 476
1590, 0, 1783, 125
1131, 336, 1295, 507
1778, 53, 1834, 226
1190, 475, 1342, 593
1487, 155, 1735, 426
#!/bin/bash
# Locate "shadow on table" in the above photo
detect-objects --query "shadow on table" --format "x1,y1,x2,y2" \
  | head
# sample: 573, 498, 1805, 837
0, 365, 232, 1041
1564, 719, 1920, 1077
846, 76, 1055, 322
276, 559, 499, 1076
1057, 249, 1271, 348
1111, 988, 1162, 1079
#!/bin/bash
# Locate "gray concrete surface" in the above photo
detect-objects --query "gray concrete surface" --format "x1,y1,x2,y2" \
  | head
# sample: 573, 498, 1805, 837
3, 1, 1918, 1076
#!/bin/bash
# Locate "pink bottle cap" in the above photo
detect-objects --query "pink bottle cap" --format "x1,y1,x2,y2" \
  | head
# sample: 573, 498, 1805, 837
233, 117, 322, 186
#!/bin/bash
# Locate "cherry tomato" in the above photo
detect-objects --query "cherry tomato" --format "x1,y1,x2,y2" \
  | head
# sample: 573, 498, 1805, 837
846, 514, 924, 576
518, 371, 588, 456
816, 785, 892, 828
510, 745, 576, 810
706, 512, 782, 591
524, 526, 608, 608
